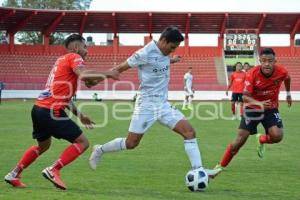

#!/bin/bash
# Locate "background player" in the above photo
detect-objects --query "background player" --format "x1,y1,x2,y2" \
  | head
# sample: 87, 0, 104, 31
243, 62, 251, 72
226, 62, 246, 120
182, 67, 194, 110
211, 48, 292, 177
4, 34, 119, 190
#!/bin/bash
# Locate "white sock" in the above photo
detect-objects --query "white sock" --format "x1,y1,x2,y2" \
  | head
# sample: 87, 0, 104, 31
100, 138, 127, 153
183, 99, 187, 108
188, 97, 192, 106
184, 138, 202, 169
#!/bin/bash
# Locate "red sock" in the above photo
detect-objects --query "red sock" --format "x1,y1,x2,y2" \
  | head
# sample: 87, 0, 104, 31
259, 134, 273, 144
52, 143, 85, 170
231, 103, 236, 115
220, 144, 238, 167
240, 104, 244, 116
13, 146, 40, 176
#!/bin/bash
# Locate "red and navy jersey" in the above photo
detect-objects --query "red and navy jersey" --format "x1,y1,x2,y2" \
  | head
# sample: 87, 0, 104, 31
230, 71, 246, 93
244, 64, 289, 109
36, 53, 84, 111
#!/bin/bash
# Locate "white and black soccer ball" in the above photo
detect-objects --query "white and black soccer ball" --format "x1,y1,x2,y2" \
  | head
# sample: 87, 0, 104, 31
185, 167, 209, 192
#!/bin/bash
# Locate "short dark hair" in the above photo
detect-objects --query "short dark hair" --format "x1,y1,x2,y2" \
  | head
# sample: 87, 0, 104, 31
244, 62, 250, 65
260, 48, 275, 56
159, 26, 184, 43
236, 62, 242, 66
64, 34, 85, 48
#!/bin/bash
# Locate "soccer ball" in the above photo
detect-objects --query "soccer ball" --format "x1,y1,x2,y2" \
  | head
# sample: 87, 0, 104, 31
185, 168, 209, 192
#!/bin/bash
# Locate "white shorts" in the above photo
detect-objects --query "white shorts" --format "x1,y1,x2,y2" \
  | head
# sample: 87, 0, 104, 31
185, 87, 194, 96
128, 101, 185, 134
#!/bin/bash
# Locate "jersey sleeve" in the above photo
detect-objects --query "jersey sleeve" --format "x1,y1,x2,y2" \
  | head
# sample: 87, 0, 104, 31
127, 48, 148, 68
184, 73, 188, 80
243, 71, 254, 96
68, 53, 85, 71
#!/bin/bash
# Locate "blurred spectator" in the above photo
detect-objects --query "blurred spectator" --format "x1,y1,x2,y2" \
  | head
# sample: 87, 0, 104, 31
86, 36, 95, 46
243, 62, 251, 72
0, 81, 5, 104
93, 93, 102, 101
0, 33, 8, 44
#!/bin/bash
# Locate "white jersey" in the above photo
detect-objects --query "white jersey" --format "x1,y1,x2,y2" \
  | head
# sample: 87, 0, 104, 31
184, 72, 193, 89
127, 40, 170, 103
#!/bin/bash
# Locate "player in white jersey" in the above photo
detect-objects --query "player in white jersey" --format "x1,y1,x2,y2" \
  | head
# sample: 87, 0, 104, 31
182, 67, 194, 110
89, 26, 217, 177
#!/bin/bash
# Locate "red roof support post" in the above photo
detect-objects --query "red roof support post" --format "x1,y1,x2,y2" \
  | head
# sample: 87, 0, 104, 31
7, 11, 37, 53
8, 11, 37, 35
43, 35, 50, 53
112, 12, 119, 54
8, 33, 14, 53
218, 13, 228, 53
256, 13, 266, 51
42, 12, 65, 54
184, 13, 191, 56
79, 12, 88, 35
144, 12, 152, 45
290, 17, 300, 56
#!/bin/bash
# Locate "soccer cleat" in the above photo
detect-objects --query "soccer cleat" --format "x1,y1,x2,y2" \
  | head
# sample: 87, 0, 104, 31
256, 133, 265, 158
205, 164, 224, 179
4, 172, 26, 188
42, 167, 66, 190
182, 106, 188, 110
89, 145, 104, 170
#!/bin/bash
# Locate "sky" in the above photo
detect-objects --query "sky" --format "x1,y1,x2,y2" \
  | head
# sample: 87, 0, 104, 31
89, 0, 300, 13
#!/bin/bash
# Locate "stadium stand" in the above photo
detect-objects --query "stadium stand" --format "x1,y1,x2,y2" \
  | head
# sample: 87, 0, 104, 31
0, 7, 300, 95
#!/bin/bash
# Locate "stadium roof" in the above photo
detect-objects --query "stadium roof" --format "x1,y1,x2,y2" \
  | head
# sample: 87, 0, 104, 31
0, 7, 300, 38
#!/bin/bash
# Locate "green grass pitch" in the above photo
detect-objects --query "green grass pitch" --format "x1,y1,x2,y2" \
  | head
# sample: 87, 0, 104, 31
0, 100, 299, 200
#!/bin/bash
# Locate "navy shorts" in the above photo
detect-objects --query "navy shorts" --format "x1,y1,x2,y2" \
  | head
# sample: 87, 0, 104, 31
231, 93, 243, 102
239, 108, 283, 135
31, 105, 82, 142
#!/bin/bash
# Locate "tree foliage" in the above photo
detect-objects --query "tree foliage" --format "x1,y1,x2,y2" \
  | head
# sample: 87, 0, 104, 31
2, 0, 90, 44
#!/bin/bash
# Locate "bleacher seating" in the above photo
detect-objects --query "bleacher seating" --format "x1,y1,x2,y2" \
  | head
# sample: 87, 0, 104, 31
0, 52, 226, 91
277, 56, 300, 90
2, 45, 300, 91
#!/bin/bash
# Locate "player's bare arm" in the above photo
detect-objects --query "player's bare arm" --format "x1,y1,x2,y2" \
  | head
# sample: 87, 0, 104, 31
243, 94, 272, 110
67, 101, 95, 129
73, 68, 120, 88
170, 55, 181, 64
284, 75, 292, 107
111, 61, 131, 73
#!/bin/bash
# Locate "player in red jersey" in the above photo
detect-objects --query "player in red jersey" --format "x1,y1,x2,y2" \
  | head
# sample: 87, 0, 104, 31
226, 62, 246, 119
243, 62, 251, 72
4, 34, 119, 190
210, 48, 292, 177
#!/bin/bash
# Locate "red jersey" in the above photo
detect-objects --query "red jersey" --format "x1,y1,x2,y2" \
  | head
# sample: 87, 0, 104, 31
244, 64, 289, 109
36, 53, 84, 110
230, 71, 246, 93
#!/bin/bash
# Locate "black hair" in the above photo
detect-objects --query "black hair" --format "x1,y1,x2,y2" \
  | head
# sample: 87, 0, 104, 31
260, 48, 275, 56
244, 62, 250, 65
159, 26, 184, 43
236, 62, 242, 66
64, 34, 85, 48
